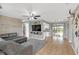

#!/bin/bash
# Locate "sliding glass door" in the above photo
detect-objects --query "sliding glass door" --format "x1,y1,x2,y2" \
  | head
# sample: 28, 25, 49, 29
52, 24, 64, 42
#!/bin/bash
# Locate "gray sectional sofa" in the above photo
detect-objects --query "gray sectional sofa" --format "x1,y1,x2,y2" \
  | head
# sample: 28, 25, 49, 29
0, 33, 46, 55
0, 33, 27, 44
0, 40, 33, 55
0, 33, 33, 55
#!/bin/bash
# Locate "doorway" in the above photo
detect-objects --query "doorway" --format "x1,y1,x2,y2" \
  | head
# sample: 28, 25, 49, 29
52, 24, 64, 43
23, 22, 29, 38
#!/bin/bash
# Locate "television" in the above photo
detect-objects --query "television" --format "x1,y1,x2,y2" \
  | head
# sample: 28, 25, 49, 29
32, 24, 41, 31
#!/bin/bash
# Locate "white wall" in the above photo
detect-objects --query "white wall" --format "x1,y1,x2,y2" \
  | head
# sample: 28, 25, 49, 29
64, 21, 69, 39
67, 7, 79, 54
68, 7, 79, 54
72, 19, 79, 54
68, 18, 76, 49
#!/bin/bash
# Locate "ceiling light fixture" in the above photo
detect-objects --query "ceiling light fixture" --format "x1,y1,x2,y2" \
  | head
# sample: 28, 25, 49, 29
23, 10, 41, 21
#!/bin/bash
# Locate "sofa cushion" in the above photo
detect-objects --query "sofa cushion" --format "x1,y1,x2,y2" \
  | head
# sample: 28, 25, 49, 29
0, 41, 33, 55
8, 33, 17, 37
0, 34, 8, 38
0, 38, 5, 41
4, 42, 22, 55
0, 41, 20, 54
0, 51, 5, 55
0, 33, 17, 37
21, 39, 45, 54
14, 37, 27, 44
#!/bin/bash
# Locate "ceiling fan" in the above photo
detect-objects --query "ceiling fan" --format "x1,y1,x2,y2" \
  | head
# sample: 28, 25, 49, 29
23, 11, 41, 20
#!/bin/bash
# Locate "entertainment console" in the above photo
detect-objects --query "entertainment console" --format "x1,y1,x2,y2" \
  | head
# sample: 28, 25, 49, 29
29, 21, 44, 40
31, 22, 42, 35
30, 31, 42, 35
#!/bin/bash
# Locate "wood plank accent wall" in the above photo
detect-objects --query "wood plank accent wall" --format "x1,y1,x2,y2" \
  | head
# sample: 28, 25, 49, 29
0, 15, 23, 36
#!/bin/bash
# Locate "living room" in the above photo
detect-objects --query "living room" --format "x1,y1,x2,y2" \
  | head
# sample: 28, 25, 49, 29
0, 3, 79, 55
0, 3, 51, 55
0, 15, 51, 54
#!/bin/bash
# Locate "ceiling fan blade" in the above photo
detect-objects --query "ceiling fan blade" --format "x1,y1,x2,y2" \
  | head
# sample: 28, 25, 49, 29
35, 15, 40, 17
34, 17, 37, 19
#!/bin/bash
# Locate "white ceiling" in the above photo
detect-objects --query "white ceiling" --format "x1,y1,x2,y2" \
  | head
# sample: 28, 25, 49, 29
0, 3, 79, 23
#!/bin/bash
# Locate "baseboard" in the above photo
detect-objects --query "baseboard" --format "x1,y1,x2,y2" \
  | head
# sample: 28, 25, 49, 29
71, 45, 77, 55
